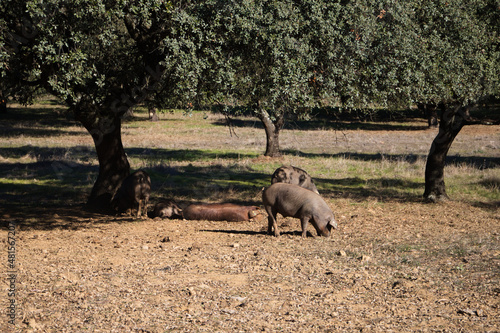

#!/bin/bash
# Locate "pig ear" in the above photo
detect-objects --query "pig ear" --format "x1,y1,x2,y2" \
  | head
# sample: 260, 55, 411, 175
329, 217, 338, 229
298, 174, 306, 186
272, 169, 285, 183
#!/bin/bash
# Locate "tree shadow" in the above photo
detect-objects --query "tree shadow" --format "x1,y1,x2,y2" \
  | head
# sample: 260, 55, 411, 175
145, 160, 270, 204
318, 177, 425, 203
0, 159, 100, 230
200, 229, 265, 236
211, 118, 430, 132
0, 156, 269, 230
0, 146, 95, 161
282, 151, 500, 170
124, 148, 259, 162
471, 201, 500, 211
1, 147, 497, 231
0, 106, 82, 138
210, 105, 432, 131
200, 228, 321, 238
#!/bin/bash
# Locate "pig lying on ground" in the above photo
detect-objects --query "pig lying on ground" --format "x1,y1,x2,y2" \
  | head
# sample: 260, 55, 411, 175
183, 203, 262, 222
112, 170, 151, 218
271, 165, 319, 194
262, 183, 337, 238
151, 200, 183, 219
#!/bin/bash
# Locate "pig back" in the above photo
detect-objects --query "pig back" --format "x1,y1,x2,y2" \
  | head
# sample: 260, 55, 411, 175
270, 166, 319, 194
263, 183, 322, 218
183, 203, 259, 222
127, 170, 151, 200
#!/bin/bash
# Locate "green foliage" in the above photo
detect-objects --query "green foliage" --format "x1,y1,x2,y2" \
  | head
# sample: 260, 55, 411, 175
349, 0, 500, 108
2, 0, 498, 121
203, 1, 325, 119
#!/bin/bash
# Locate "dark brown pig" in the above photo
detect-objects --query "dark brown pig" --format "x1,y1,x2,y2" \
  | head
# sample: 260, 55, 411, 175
112, 170, 151, 218
152, 200, 183, 219
183, 203, 262, 222
271, 165, 319, 194
262, 183, 337, 238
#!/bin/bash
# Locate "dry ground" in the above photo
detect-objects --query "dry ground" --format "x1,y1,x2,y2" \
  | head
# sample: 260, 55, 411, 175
1, 200, 499, 332
0, 105, 499, 332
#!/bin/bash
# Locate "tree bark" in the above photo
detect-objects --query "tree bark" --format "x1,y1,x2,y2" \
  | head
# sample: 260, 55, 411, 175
79, 113, 131, 212
423, 104, 470, 202
258, 108, 284, 157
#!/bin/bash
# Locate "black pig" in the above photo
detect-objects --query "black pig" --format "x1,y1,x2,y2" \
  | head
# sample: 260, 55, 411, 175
271, 165, 319, 194
112, 170, 151, 218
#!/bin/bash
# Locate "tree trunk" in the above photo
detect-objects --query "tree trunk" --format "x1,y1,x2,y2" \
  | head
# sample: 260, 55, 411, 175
423, 104, 470, 202
258, 108, 284, 157
82, 115, 130, 212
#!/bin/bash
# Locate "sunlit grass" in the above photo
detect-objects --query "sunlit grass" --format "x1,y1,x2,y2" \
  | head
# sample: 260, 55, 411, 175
1, 101, 498, 206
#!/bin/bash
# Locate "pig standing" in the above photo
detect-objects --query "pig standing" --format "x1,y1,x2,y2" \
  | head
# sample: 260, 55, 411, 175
112, 170, 151, 218
183, 203, 262, 222
271, 165, 319, 194
262, 183, 337, 238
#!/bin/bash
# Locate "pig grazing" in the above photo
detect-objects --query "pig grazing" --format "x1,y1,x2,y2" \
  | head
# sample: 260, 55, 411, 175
152, 200, 182, 219
112, 170, 151, 218
183, 203, 262, 222
271, 165, 319, 194
262, 183, 337, 238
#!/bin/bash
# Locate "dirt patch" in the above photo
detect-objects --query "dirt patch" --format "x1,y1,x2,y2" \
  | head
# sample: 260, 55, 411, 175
1, 198, 499, 332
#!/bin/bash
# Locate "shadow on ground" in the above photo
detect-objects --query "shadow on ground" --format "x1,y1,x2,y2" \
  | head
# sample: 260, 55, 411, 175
0, 106, 81, 138
211, 118, 431, 132
1, 146, 498, 230
282, 150, 500, 170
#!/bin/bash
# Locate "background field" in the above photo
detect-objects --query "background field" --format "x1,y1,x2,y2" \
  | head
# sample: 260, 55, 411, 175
1, 101, 499, 332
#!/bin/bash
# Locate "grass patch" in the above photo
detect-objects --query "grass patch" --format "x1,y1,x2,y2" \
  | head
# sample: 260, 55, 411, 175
0, 100, 498, 207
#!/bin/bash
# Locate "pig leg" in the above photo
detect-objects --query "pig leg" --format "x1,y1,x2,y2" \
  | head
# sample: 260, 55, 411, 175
137, 200, 143, 218
300, 217, 310, 238
142, 199, 148, 218
265, 206, 279, 237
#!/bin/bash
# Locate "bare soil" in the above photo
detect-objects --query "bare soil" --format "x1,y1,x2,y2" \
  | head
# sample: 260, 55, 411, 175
1, 107, 499, 332
1, 200, 499, 332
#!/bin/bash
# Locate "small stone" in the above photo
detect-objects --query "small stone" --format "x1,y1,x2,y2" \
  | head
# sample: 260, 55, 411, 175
476, 309, 486, 317
232, 296, 247, 302
337, 250, 347, 257
359, 255, 371, 262
457, 308, 476, 316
